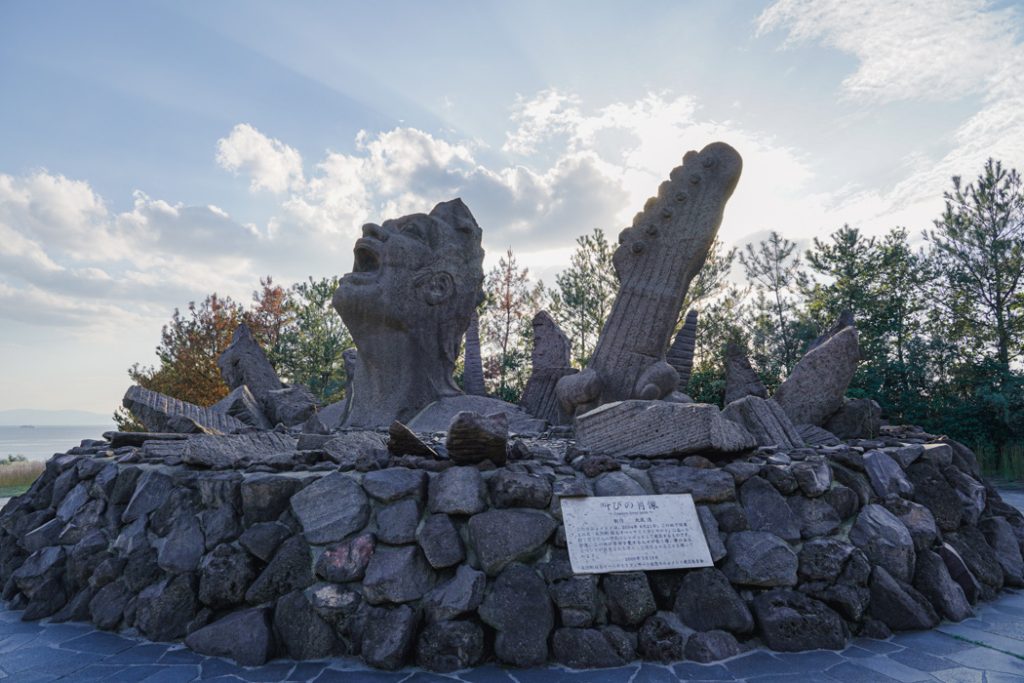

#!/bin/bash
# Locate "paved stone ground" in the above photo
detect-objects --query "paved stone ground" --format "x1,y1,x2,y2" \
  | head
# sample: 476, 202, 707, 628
3, 491, 1024, 682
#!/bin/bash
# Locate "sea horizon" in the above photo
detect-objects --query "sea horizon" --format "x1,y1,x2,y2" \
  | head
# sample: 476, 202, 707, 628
0, 424, 115, 462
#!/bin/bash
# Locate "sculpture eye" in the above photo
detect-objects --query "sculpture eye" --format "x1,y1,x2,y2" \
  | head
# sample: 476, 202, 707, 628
401, 222, 428, 242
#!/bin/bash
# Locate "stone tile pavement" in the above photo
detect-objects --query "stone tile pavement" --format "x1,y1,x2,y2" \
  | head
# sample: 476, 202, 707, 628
3, 491, 1024, 682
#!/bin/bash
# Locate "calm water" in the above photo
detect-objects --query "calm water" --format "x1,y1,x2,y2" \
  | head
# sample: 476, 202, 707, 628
0, 425, 113, 462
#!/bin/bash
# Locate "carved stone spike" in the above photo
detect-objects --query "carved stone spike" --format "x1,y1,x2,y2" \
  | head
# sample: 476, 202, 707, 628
556, 143, 743, 417
774, 326, 860, 427
520, 311, 576, 424
332, 199, 485, 428
123, 385, 246, 435
724, 341, 768, 406
211, 385, 271, 430
217, 324, 283, 404
806, 310, 855, 354
531, 311, 571, 369
388, 421, 439, 458
722, 396, 805, 449
575, 400, 756, 458
445, 412, 508, 466
666, 309, 698, 392
463, 310, 487, 397
340, 348, 360, 425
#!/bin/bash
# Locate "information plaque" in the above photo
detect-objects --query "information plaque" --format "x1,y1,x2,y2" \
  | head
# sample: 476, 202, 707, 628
561, 494, 714, 574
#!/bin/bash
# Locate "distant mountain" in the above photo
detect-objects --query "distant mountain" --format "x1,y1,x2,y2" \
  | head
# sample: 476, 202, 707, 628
0, 409, 113, 426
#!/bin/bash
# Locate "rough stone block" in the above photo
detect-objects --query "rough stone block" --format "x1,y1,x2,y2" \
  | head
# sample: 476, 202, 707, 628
576, 400, 756, 458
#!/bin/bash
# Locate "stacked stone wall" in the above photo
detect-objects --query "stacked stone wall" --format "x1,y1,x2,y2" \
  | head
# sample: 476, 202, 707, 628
2, 426, 1023, 671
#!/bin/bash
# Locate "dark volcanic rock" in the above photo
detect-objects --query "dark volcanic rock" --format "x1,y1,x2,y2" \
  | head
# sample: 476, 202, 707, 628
362, 467, 428, 503
603, 572, 656, 626
914, 549, 972, 622
792, 459, 831, 497
751, 589, 849, 651
552, 627, 634, 669
946, 527, 1004, 593
245, 536, 314, 604
290, 472, 370, 544
362, 544, 436, 604
638, 611, 693, 662
674, 568, 754, 634
478, 563, 553, 667
468, 509, 557, 575
739, 476, 800, 541
89, 579, 131, 631
157, 517, 205, 574
980, 516, 1024, 586
135, 574, 198, 642
239, 521, 291, 563
864, 450, 913, 498
362, 604, 420, 670
882, 496, 939, 552
938, 542, 983, 604
869, 566, 939, 631
185, 607, 274, 666
722, 531, 798, 587
416, 620, 485, 672
428, 466, 487, 515
649, 465, 735, 503
788, 496, 841, 538
824, 484, 860, 519
122, 470, 172, 522
488, 469, 553, 509
274, 589, 337, 659
316, 533, 376, 583
375, 499, 421, 545
417, 514, 464, 569
907, 461, 962, 532
241, 474, 305, 526
685, 630, 742, 663
798, 538, 855, 583
551, 575, 600, 627
199, 543, 254, 608
849, 504, 916, 584
422, 564, 486, 623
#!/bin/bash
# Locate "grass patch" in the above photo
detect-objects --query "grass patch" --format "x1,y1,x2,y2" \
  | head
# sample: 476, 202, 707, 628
978, 441, 1024, 482
0, 459, 45, 498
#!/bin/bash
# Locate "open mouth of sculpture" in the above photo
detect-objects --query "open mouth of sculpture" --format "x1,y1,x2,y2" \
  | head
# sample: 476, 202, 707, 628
351, 239, 382, 280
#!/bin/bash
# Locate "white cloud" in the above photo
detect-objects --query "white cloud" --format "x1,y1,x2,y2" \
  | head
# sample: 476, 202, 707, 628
216, 123, 305, 193
757, 0, 1020, 103
756, 0, 1024, 239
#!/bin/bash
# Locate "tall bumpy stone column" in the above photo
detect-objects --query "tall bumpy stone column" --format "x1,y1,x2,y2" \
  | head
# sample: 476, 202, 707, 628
519, 311, 576, 424
556, 142, 743, 417
463, 310, 487, 396
666, 309, 698, 393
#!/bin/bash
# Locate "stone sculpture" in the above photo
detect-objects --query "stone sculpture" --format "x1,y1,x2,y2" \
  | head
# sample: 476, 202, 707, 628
332, 199, 544, 433
666, 309, 698, 393
724, 341, 768, 405
217, 323, 317, 427
519, 311, 576, 424
774, 325, 860, 427
463, 310, 487, 397
122, 385, 246, 435
556, 143, 743, 417
332, 199, 485, 427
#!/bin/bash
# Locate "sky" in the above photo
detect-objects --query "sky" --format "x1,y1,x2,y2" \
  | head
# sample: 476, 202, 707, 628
1, 0, 1023, 416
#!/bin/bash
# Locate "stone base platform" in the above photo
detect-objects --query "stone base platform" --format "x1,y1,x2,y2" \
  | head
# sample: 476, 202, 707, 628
1, 425, 1022, 674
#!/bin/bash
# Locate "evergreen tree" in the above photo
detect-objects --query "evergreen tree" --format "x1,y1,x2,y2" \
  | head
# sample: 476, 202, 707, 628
738, 231, 802, 377
548, 228, 618, 366
480, 249, 541, 402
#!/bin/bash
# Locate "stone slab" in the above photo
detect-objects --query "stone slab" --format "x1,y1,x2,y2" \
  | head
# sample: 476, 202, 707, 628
575, 400, 756, 458
123, 385, 246, 435
561, 494, 713, 573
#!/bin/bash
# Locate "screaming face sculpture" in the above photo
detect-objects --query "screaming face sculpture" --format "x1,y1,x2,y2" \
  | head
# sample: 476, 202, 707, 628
333, 198, 485, 427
